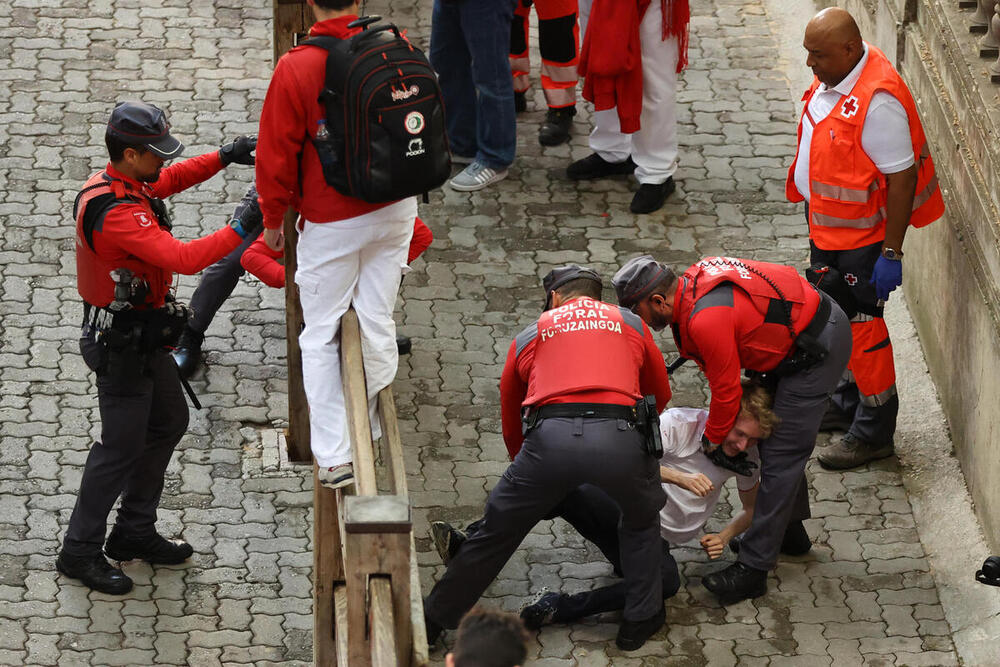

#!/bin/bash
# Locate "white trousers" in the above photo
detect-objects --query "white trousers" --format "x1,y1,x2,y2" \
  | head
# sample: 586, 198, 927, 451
295, 198, 417, 467
580, 0, 680, 184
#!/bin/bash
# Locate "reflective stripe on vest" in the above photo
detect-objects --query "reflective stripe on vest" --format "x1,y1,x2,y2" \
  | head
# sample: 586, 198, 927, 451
810, 207, 887, 230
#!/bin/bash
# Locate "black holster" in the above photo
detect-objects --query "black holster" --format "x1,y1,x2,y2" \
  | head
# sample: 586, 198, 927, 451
636, 395, 663, 458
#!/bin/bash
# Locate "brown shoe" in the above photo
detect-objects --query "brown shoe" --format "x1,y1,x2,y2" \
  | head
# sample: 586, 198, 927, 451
818, 432, 894, 470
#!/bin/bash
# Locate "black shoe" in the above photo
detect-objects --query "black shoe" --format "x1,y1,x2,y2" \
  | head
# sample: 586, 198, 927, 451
629, 179, 676, 214
430, 521, 467, 565
105, 530, 194, 565
817, 431, 895, 470
616, 605, 665, 651
514, 90, 527, 113
729, 520, 811, 557
818, 403, 853, 432
566, 153, 636, 181
538, 106, 576, 146
396, 335, 412, 355
519, 589, 560, 630
56, 551, 133, 595
702, 562, 767, 604
171, 327, 204, 379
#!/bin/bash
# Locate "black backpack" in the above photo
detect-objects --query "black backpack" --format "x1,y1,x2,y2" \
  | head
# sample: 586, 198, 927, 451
303, 17, 451, 203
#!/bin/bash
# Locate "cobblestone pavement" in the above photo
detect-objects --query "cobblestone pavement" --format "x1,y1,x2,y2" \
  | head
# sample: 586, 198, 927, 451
0, 0, 966, 665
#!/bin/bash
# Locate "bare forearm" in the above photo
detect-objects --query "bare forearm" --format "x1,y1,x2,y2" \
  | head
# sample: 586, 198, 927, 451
718, 509, 752, 542
882, 166, 918, 251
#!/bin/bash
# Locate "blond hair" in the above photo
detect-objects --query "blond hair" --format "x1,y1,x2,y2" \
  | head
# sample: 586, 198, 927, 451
739, 382, 780, 439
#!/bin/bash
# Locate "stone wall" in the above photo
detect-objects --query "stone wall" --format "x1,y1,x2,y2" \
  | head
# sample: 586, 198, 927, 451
838, 0, 1000, 550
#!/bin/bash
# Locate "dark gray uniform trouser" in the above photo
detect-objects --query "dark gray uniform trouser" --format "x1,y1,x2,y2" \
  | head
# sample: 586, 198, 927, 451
62, 339, 189, 556
187, 228, 260, 335
738, 298, 853, 571
424, 417, 666, 627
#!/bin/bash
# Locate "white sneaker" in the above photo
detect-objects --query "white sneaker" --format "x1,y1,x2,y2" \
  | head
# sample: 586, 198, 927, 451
318, 463, 354, 490
448, 161, 508, 192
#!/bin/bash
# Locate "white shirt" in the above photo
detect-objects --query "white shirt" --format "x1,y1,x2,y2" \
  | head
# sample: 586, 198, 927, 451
793, 43, 914, 202
657, 408, 760, 545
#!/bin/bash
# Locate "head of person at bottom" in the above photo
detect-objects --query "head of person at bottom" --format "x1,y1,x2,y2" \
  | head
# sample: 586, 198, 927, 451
542, 263, 604, 311
704, 381, 780, 475
612, 255, 678, 331
446, 606, 530, 667
105, 100, 185, 183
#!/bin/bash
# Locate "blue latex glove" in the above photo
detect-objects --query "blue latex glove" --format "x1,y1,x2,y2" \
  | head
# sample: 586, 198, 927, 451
871, 255, 902, 301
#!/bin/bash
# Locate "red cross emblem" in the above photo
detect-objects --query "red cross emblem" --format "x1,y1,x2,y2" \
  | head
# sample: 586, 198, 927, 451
840, 95, 859, 119
844, 273, 858, 286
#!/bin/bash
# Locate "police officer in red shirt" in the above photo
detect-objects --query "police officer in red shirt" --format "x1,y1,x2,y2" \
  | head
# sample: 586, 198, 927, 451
57, 101, 257, 595
613, 255, 852, 604
423, 265, 672, 651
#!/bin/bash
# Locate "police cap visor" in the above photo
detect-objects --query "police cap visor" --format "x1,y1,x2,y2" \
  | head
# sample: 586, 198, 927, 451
107, 101, 185, 159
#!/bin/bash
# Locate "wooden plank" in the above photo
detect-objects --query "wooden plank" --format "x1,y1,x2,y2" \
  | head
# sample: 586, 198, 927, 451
409, 532, 429, 667
340, 309, 378, 496
377, 386, 408, 498
334, 584, 350, 667
282, 206, 311, 462
313, 465, 344, 666
369, 577, 398, 667
272, 0, 310, 64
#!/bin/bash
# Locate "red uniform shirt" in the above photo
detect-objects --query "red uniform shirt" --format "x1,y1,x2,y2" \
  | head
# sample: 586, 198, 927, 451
671, 260, 820, 443
500, 296, 671, 459
256, 16, 397, 230
76, 154, 241, 308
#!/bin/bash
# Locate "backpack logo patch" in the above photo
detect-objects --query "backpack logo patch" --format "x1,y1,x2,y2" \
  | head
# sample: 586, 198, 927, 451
404, 111, 425, 135
392, 84, 420, 102
844, 272, 858, 286
405, 138, 425, 158
133, 211, 153, 227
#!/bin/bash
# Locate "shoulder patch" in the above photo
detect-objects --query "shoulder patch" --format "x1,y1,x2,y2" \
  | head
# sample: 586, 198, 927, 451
691, 284, 734, 320
514, 322, 539, 357
617, 306, 645, 336
132, 210, 153, 228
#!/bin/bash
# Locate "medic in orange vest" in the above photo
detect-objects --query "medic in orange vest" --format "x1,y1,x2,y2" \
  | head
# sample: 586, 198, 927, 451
786, 9, 945, 470
614, 255, 852, 604
510, 0, 580, 146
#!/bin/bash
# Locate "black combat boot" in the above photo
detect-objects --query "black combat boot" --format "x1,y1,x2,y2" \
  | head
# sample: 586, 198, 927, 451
538, 106, 576, 146
56, 551, 133, 595
105, 529, 194, 565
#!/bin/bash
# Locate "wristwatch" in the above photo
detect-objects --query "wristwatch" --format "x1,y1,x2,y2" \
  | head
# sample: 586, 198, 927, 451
881, 247, 904, 261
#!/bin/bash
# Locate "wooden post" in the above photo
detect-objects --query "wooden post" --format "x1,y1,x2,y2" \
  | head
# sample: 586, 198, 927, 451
343, 495, 413, 667
271, 0, 313, 462
369, 577, 398, 666
313, 466, 345, 665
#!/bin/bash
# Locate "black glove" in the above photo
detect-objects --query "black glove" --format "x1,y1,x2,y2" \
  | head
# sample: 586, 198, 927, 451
229, 185, 263, 239
219, 135, 257, 166
147, 300, 193, 349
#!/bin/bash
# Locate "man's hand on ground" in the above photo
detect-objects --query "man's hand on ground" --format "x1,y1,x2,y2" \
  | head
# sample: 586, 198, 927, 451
700, 534, 725, 559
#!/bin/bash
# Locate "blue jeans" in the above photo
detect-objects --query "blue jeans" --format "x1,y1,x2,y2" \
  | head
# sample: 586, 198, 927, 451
430, 0, 517, 170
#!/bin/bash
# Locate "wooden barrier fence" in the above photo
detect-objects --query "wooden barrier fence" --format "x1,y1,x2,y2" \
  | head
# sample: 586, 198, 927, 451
313, 310, 428, 666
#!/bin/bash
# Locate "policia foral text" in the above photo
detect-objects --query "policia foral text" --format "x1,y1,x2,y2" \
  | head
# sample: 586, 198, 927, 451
57, 101, 258, 595
423, 265, 673, 652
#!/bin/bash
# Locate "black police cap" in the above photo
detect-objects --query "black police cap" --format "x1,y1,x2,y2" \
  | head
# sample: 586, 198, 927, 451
107, 101, 184, 159
613, 255, 674, 308
542, 264, 602, 309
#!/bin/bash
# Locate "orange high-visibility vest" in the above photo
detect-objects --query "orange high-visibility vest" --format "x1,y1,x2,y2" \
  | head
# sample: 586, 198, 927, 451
786, 44, 944, 251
